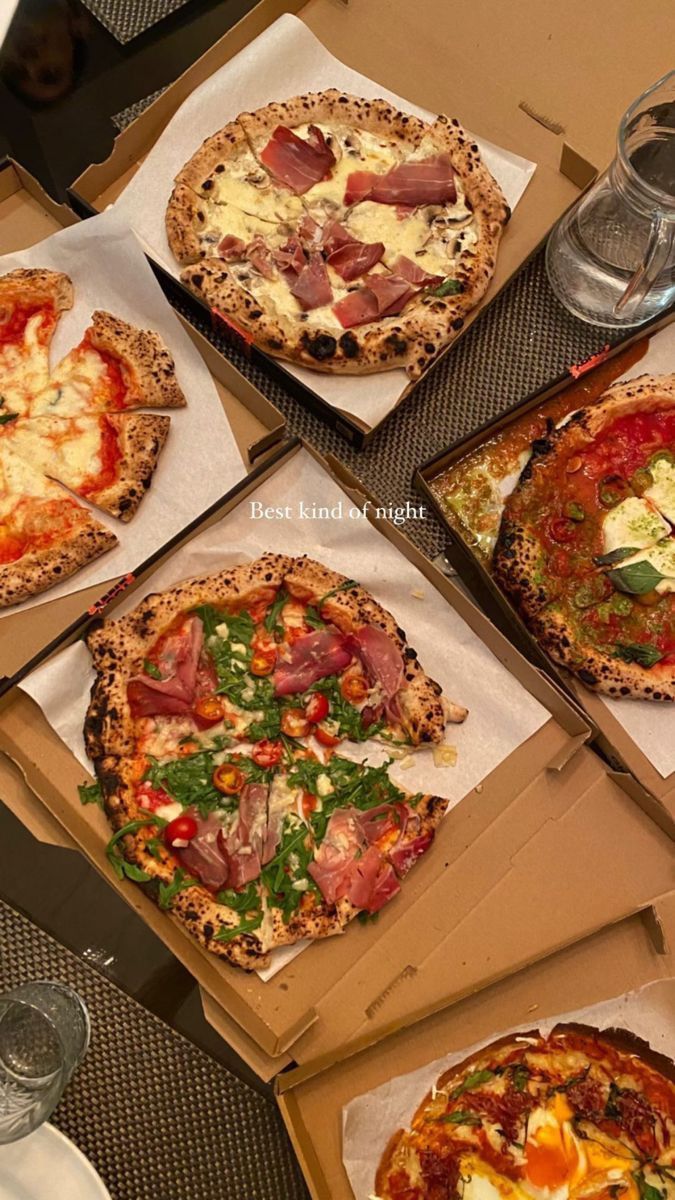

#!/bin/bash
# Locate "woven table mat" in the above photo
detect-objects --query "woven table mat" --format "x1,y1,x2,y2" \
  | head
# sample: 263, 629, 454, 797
82, 0, 192, 44
0, 898, 308, 1200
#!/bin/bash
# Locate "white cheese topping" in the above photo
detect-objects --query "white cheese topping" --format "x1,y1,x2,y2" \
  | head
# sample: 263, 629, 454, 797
618, 538, 675, 595
644, 457, 675, 524
602, 496, 670, 554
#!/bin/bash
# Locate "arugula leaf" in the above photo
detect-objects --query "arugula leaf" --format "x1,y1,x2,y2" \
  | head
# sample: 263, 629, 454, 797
215, 910, 264, 943
0, 411, 18, 425
451, 1068, 495, 1099
633, 1172, 666, 1200
304, 605, 326, 629
78, 781, 103, 808
158, 868, 198, 910
614, 643, 663, 668
307, 674, 384, 742
317, 579, 357, 608
434, 1110, 482, 1125
143, 659, 163, 680
264, 589, 288, 635
105, 817, 159, 883
192, 603, 224, 638
145, 836, 164, 860
217, 881, 259, 912
609, 559, 665, 595
430, 278, 462, 297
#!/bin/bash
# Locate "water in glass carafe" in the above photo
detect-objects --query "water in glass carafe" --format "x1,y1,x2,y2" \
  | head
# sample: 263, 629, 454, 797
546, 70, 675, 326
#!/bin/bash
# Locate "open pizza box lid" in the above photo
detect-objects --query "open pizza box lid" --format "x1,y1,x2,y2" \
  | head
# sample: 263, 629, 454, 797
275, 891, 675, 1200
0, 439, 673, 1079
0, 159, 286, 689
414, 320, 675, 838
66, 0, 675, 445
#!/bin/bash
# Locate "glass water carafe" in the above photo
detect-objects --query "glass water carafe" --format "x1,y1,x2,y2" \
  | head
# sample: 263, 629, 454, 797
546, 70, 675, 327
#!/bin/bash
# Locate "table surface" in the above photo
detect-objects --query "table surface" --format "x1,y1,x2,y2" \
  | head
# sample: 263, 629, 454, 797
0, 2, 663, 1198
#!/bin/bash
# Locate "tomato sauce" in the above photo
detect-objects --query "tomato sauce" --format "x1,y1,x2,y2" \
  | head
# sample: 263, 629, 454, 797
0, 497, 86, 563
77, 416, 123, 497
81, 336, 130, 408
0, 301, 55, 347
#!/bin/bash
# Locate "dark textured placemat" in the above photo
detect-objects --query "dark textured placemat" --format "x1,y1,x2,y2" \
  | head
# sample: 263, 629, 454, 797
83, 0, 192, 44
0, 898, 308, 1200
112, 87, 169, 131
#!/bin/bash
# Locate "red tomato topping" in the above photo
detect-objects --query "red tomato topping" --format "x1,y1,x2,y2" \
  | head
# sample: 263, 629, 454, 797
304, 692, 329, 723
251, 739, 283, 767
315, 724, 341, 748
340, 673, 369, 703
286, 624, 312, 644
193, 694, 226, 728
163, 814, 198, 848
250, 648, 276, 676
280, 707, 311, 738
302, 791, 317, 818
548, 516, 576, 543
212, 763, 245, 795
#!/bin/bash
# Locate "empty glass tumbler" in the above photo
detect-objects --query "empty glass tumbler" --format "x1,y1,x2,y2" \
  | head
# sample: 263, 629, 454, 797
0, 981, 89, 1144
546, 70, 675, 326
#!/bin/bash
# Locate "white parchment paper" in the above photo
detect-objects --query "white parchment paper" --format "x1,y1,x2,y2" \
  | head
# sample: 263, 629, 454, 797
0, 208, 244, 614
342, 978, 675, 1200
21, 450, 548, 975
592, 325, 675, 778
113, 13, 536, 428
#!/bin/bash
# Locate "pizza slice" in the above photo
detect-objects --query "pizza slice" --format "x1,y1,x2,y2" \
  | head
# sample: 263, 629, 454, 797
0, 268, 73, 416
0, 441, 117, 607
29, 310, 186, 417
4, 411, 170, 521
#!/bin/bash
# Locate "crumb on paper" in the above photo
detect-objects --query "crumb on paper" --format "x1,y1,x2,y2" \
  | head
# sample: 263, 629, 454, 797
433, 744, 458, 768
475, 783, 484, 794
411, 587, 425, 600
399, 754, 415, 770
527, 1003, 539, 1013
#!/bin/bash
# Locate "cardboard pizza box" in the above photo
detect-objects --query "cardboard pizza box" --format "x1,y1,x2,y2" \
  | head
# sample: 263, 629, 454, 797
275, 891, 675, 1200
415, 322, 675, 837
67, 0, 675, 446
0, 159, 285, 687
0, 438, 673, 1076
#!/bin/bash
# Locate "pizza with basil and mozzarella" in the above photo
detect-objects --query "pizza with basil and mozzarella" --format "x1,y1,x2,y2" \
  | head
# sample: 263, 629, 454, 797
166, 89, 509, 377
0, 269, 185, 604
83, 553, 467, 968
376, 1025, 675, 1200
493, 374, 675, 701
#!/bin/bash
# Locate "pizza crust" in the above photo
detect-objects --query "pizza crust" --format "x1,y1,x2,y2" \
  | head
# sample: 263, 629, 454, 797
0, 518, 117, 608
0, 267, 73, 315
88, 413, 171, 521
87, 311, 187, 409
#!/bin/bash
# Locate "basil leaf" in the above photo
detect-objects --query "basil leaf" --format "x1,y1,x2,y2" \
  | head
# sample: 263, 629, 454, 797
158, 868, 198, 910
78, 781, 103, 808
143, 659, 163, 680
430, 278, 462, 297
609, 559, 665, 595
633, 1172, 666, 1200
451, 1068, 495, 1098
0, 411, 18, 425
614, 643, 663, 668
215, 910, 264, 943
594, 546, 640, 567
435, 1110, 482, 1125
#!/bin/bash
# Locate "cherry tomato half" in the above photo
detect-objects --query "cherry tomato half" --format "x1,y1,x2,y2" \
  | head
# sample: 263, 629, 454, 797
213, 763, 245, 795
193, 694, 226, 728
250, 648, 276, 676
548, 516, 576, 544
280, 707, 311, 738
302, 791, 317, 818
251, 739, 283, 768
163, 813, 198, 848
340, 674, 369, 704
315, 724, 341, 748
304, 692, 329, 723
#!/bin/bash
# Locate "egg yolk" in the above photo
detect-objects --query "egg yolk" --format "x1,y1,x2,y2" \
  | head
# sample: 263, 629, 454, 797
525, 1096, 579, 1191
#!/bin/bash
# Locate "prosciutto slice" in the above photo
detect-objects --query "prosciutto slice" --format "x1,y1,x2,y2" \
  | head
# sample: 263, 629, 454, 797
298, 212, 323, 249
273, 236, 306, 280
223, 782, 269, 889
290, 252, 333, 310
320, 218, 355, 255
354, 624, 404, 698
245, 235, 276, 279
218, 234, 246, 261
178, 813, 230, 892
308, 808, 365, 903
127, 617, 204, 718
332, 274, 415, 329
392, 254, 443, 288
347, 846, 400, 913
274, 628, 353, 695
344, 156, 457, 207
260, 124, 335, 194
309, 801, 427, 913
327, 240, 385, 281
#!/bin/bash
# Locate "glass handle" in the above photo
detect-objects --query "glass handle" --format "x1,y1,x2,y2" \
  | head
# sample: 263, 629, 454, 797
614, 213, 674, 317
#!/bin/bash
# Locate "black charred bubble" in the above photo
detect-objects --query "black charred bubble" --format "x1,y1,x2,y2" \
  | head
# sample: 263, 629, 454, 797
302, 333, 337, 361
202, 179, 213, 191
530, 437, 553, 458
339, 331, 359, 359
578, 669, 597, 686
384, 334, 407, 356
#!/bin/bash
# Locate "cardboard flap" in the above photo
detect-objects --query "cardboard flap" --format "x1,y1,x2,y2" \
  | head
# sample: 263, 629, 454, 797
0, 751, 74, 849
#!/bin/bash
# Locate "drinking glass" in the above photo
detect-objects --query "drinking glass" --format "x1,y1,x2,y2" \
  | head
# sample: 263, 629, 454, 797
0, 981, 89, 1144
546, 70, 675, 326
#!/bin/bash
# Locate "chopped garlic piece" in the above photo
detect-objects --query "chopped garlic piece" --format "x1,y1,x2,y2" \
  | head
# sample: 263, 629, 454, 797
215, 622, 229, 639
292, 878, 309, 891
433, 744, 458, 767
316, 773, 334, 797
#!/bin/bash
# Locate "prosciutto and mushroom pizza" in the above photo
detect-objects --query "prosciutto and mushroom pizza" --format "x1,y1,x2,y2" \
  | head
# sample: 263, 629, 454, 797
376, 1024, 675, 1200
83, 553, 467, 969
493, 375, 675, 701
166, 90, 509, 377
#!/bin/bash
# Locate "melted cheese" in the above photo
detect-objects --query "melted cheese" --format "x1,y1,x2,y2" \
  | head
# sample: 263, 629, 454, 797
201, 201, 280, 250
32, 348, 111, 417
344, 192, 475, 276
210, 144, 304, 224
0, 444, 58, 518
0, 312, 51, 414
619, 538, 675, 594
644, 456, 675, 524
6, 414, 103, 487
602, 496, 670, 554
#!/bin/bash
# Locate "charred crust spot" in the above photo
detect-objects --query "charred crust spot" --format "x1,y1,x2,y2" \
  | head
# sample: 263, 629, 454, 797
531, 437, 553, 458
301, 332, 337, 362
339, 331, 359, 358
191, 273, 204, 288
249, 309, 263, 320
202, 179, 213, 191
451, 317, 464, 331
404, 647, 416, 660
384, 334, 407, 356
424, 342, 436, 355
215, 164, 224, 173
268, 338, 283, 350
578, 669, 597, 686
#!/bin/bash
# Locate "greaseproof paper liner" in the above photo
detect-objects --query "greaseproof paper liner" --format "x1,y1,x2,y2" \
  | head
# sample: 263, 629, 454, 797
113, 13, 537, 428
0, 208, 244, 615
342, 978, 675, 1200
21, 449, 548, 977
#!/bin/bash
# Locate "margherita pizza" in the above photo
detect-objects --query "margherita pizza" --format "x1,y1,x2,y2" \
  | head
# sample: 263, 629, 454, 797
0, 268, 185, 605
493, 375, 675, 701
376, 1025, 675, 1200
84, 553, 467, 969
166, 90, 509, 377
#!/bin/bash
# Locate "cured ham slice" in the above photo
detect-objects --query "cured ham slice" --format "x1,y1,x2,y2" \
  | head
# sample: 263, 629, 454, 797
344, 156, 456, 207
290, 253, 333, 311
218, 234, 246, 261
347, 845, 400, 913
298, 213, 323, 249
223, 782, 269, 889
308, 807, 365, 903
392, 254, 443, 288
354, 624, 404, 698
389, 830, 434, 877
320, 218, 355, 255
273, 236, 306, 280
309, 801, 427, 913
274, 628, 352, 695
260, 125, 336, 194
178, 813, 230, 892
127, 617, 204, 718
327, 240, 385, 281
245, 235, 275, 279
332, 274, 415, 329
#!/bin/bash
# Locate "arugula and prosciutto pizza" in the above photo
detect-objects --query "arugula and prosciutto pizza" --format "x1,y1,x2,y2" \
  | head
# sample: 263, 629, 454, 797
166, 89, 509, 378
83, 553, 468, 968
0, 269, 185, 604
493, 375, 675, 701
376, 1025, 675, 1200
